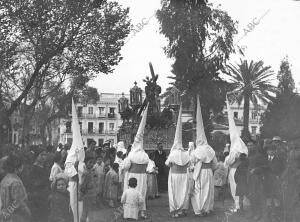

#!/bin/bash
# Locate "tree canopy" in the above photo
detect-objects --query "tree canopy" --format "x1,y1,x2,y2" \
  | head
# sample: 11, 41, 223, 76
0, 0, 130, 113
157, 0, 237, 140
261, 58, 300, 140
226, 59, 276, 140
0, 0, 131, 145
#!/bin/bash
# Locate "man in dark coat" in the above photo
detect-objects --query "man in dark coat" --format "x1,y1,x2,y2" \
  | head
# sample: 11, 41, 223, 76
263, 142, 286, 222
247, 141, 267, 221
151, 143, 167, 193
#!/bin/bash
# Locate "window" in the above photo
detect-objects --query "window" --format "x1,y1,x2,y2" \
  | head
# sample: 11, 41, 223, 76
108, 107, 115, 118
67, 138, 73, 145
109, 107, 115, 114
234, 112, 238, 119
66, 121, 71, 133
251, 112, 257, 120
87, 138, 94, 146
13, 133, 17, 144
88, 122, 94, 133
251, 126, 257, 135
79, 122, 82, 133
88, 107, 93, 115
99, 122, 104, 133
109, 123, 114, 131
99, 107, 105, 115
98, 139, 104, 146
77, 107, 83, 117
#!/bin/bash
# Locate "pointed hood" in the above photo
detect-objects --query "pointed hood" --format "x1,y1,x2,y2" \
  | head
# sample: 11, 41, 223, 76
131, 104, 149, 152
167, 104, 189, 166
117, 141, 127, 154
196, 96, 208, 146
65, 99, 85, 164
226, 97, 248, 156
192, 96, 215, 163
127, 104, 150, 164
171, 104, 183, 151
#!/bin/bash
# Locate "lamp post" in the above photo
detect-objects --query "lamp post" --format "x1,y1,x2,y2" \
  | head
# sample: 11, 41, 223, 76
130, 81, 143, 110
118, 93, 129, 119
118, 82, 143, 145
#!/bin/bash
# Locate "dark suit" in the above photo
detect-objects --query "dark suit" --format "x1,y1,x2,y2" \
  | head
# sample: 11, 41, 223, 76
151, 150, 167, 192
263, 154, 285, 199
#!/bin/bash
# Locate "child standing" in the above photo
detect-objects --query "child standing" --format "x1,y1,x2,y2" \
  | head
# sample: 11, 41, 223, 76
115, 151, 124, 200
104, 163, 119, 207
94, 157, 105, 206
234, 153, 249, 212
80, 155, 97, 222
121, 177, 143, 220
48, 173, 73, 222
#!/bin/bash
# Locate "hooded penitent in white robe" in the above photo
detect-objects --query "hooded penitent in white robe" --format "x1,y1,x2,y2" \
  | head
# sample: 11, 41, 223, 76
190, 96, 217, 215
116, 141, 127, 155
165, 104, 190, 214
224, 98, 248, 211
122, 105, 150, 212
64, 99, 85, 222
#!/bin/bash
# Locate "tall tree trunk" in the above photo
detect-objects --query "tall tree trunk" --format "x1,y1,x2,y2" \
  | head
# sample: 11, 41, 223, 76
40, 124, 47, 147
0, 108, 11, 147
192, 95, 197, 142
46, 124, 52, 145
242, 95, 251, 141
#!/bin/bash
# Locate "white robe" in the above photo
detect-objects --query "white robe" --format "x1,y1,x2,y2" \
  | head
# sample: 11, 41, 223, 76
165, 149, 190, 213
122, 151, 149, 211
191, 166, 215, 214
190, 145, 217, 214
65, 162, 85, 222
225, 153, 240, 210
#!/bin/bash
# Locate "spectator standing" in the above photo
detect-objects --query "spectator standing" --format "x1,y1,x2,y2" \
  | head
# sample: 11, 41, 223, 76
48, 173, 72, 222
0, 153, 31, 222
151, 143, 167, 193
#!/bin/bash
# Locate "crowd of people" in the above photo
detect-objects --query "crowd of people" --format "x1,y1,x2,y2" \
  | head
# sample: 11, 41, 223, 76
1, 137, 300, 222
0, 100, 300, 222
0, 139, 169, 222
212, 137, 300, 222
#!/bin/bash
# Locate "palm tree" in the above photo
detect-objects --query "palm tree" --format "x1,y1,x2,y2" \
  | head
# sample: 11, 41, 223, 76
226, 59, 277, 140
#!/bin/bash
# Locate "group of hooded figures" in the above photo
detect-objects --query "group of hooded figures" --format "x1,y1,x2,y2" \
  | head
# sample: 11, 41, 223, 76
63, 96, 252, 221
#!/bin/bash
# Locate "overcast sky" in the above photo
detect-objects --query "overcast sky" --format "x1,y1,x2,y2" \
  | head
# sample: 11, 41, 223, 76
90, 0, 300, 94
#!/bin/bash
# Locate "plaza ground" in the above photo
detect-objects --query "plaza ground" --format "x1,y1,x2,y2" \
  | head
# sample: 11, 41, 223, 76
89, 193, 255, 222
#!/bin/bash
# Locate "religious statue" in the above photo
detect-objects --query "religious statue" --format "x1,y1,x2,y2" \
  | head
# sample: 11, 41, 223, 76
143, 62, 161, 114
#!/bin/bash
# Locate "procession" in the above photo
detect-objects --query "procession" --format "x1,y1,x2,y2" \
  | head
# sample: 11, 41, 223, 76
1, 0, 300, 222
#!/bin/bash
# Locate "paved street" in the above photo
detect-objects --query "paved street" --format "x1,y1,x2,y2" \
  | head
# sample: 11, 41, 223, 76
89, 193, 253, 222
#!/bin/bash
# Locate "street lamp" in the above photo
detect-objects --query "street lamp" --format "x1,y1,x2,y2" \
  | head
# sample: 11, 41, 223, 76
118, 92, 129, 115
130, 81, 142, 110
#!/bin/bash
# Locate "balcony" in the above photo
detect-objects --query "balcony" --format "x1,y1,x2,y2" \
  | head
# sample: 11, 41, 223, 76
63, 129, 117, 135
98, 113, 107, 118
65, 129, 72, 134
108, 113, 116, 118
107, 130, 117, 135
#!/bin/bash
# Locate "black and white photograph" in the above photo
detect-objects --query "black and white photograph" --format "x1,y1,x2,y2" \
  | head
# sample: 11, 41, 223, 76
1, 0, 300, 221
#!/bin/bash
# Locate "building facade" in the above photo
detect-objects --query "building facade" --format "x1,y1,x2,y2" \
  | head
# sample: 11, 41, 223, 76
222, 101, 266, 138
171, 100, 266, 140
59, 93, 129, 147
